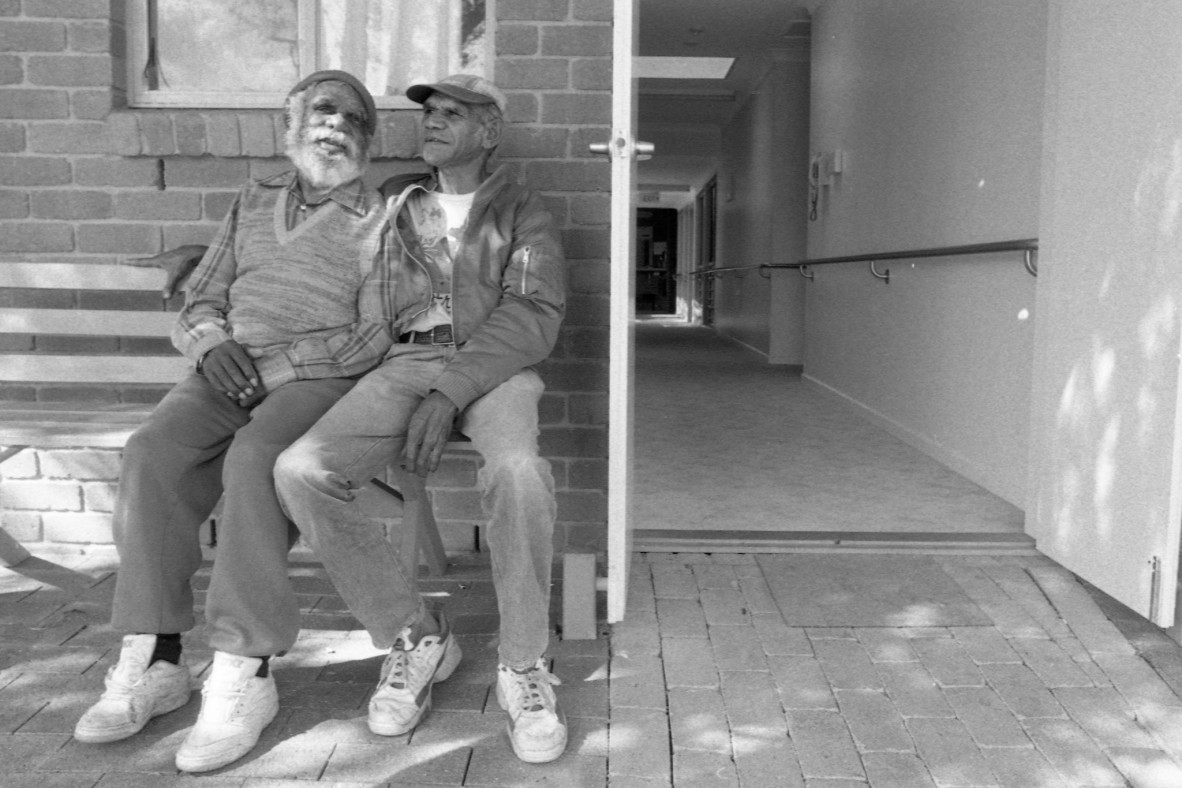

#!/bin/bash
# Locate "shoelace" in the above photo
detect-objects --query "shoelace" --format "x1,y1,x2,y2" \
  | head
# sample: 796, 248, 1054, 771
506, 666, 562, 713
382, 636, 415, 689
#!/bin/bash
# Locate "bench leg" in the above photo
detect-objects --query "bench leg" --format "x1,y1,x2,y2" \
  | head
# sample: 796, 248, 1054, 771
370, 473, 449, 577
0, 526, 30, 568
561, 552, 599, 640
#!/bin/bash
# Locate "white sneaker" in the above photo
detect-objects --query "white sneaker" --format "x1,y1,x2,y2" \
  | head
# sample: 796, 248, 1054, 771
368, 613, 462, 736
174, 652, 278, 773
496, 658, 567, 763
74, 634, 192, 743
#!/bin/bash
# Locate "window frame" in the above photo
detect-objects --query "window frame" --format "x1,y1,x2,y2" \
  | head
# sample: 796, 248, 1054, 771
125, 0, 492, 111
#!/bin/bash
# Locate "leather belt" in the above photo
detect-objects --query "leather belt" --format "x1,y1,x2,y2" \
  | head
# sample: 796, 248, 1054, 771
400, 324, 455, 345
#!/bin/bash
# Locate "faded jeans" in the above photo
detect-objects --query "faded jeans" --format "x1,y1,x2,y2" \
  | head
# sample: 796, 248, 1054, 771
110, 372, 356, 656
273, 345, 556, 669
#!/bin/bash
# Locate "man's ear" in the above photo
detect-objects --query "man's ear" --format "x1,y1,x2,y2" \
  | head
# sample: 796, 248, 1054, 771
482, 116, 503, 150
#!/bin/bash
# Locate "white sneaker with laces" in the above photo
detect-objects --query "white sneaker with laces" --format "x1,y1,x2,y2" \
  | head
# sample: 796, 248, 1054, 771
368, 612, 462, 736
73, 634, 192, 743
496, 658, 567, 763
174, 652, 278, 773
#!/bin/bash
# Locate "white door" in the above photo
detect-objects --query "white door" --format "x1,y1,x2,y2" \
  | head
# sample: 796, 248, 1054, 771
604, 0, 639, 623
1028, 2, 1182, 627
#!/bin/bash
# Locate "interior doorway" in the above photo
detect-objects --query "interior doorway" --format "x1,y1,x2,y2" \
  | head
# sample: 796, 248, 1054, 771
635, 208, 678, 315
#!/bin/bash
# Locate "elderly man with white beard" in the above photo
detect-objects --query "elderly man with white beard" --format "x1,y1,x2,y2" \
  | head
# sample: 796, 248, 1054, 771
72, 71, 392, 773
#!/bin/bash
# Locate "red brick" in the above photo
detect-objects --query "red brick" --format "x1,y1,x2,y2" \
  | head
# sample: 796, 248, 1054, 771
433, 489, 484, 520
568, 458, 607, 489
106, 111, 142, 155
1, 479, 82, 511
174, 112, 207, 156
71, 88, 114, 119
0, 512, 42, 542
43, 512, 113, 543
0, 53, 20, 83
0, 448, 37, 478
28, 121, 112, 153
570, 127, 612, 159
376, 112, 420, 160
239, 112, 278, 157
563, 293, 609, 327
0, 88, 69, 119
114, 191, 201, 221
542, 26, 611, 57
562, 226, 611, 257
565, 259, 608, 294
540, 93, 610, 125
83, 481, 118, 512
540, 194, 568, 225
66, 21, 108, 52
28, 54, 111, 86
0, 221, 73, 252
497, 24, 539, 55
30, 190, 112, 219
527, 160, 609, 192
202, 191, 238, 221
563, 522, 605, 551
0, 123, 22, 152
0, 20, 66, 52
76, 223, 160, 254
505, 92, 539, 124
540, 424, 608, 457
499, 58, 569, 89
569, 193, 609, 225
498, 0, 569, 22
205, 112, 241, 157
557, 489, 606, 521
0, 189, 27, 218
0, 0, 17, 14
501, 126, 568, 160
564, 325, 609, 357
573, 0, 612, 22
164, 157, 249, 188
139, 112, 177, 155
572, 58, 611, 90
164, 223, 220, 248
539, 391, 567, 424
75, 157, 158, 187
25, 0, 109, 17
249, 158, 291, 181
39, 449, 121, 480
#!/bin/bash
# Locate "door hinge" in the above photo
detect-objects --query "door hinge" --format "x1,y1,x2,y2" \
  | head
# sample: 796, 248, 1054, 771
1150, 555, 1163, 621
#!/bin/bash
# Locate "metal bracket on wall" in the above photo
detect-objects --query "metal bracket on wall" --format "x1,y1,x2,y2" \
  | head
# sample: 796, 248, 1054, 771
869, 260, 890, 283
799, 266, 814, 281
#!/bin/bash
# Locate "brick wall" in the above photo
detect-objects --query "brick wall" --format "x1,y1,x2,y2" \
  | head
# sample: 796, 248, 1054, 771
0, 0, 613, 555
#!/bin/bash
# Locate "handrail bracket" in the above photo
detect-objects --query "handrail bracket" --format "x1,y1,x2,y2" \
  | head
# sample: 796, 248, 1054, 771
869, 260, 890, 283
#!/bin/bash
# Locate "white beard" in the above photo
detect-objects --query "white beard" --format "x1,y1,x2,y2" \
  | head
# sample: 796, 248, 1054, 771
286, 126, 367, 192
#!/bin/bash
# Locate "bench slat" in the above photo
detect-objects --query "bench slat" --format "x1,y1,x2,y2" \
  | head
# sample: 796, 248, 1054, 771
1, 354, 189, 383
1, 308, 177, 337
0, 263, 168, 291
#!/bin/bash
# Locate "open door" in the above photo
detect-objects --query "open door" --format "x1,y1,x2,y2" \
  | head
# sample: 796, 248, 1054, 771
604, 0, 639, 623
1029, 2, 1182, 628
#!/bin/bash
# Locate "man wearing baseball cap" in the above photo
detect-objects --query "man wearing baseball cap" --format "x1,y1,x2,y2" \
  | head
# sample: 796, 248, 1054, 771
74, 71, 394, 773
276, 73, 569, 763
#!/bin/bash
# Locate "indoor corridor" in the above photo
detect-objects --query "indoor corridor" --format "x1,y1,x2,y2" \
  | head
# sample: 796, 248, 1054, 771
633, 318, 1031, 553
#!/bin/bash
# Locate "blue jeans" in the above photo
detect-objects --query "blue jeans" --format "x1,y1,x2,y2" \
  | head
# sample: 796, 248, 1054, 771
273, 345, 556, 669
110, 372, 356, 656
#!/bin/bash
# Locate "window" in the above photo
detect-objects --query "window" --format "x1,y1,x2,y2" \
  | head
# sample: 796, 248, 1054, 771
126, 0, 490, 109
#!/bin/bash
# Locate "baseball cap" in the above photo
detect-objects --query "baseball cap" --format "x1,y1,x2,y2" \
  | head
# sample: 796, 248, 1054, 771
287, 70, 377, 136
406, 74, 508, 116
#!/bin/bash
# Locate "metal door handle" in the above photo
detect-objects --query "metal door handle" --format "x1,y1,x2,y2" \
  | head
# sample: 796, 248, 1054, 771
588, 140, 655, 160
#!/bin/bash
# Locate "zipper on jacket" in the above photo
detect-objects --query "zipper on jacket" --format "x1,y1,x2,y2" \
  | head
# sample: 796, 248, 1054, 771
521, 246, 531, 294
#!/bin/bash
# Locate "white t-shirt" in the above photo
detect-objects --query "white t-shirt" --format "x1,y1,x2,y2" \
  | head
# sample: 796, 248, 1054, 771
405, 190, 475, 333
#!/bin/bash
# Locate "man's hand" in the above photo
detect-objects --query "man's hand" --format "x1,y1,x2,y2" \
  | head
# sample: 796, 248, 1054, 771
200, 340, 262, 407
126, 245, 208, 298
403, 391, 460, 477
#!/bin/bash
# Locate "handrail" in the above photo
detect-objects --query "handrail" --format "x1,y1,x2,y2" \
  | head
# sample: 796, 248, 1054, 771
685, 238, 1039, 282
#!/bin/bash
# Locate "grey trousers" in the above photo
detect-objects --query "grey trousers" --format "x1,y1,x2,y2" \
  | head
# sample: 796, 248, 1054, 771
109, 372, 355, 656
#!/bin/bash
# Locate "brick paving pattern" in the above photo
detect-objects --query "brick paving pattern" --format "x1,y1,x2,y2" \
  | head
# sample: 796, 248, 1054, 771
3, 548, 1182, 786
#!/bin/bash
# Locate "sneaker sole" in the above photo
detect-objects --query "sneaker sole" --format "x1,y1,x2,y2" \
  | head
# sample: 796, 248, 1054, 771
505, 709, 568, 764
73, 685, 192, 744
174, 698, 279, 773
367, 634, 462, 737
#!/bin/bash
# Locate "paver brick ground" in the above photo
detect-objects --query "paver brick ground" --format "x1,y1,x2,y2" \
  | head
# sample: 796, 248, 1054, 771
5, 548, 1182, 786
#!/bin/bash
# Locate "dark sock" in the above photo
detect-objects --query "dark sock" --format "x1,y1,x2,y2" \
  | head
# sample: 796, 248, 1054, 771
255, 656, 270, 678
149, 633, 182, 665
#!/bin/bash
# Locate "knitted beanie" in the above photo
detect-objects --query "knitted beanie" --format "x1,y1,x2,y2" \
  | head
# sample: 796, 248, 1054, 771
286, 70, 377, 136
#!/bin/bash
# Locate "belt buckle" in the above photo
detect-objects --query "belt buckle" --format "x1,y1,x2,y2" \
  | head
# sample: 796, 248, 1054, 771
430, 324, 454, 345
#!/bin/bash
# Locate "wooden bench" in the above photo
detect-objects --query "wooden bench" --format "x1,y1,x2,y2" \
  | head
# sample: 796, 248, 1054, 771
0, 260, 449, 576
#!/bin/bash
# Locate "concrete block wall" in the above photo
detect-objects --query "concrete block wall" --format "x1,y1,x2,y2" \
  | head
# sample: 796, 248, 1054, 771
0, 0, 612, 555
